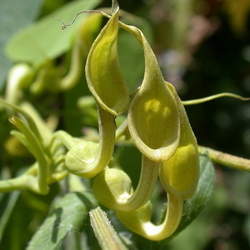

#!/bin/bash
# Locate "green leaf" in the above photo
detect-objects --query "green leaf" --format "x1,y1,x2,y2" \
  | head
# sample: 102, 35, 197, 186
0, 0, 42, 87
169, 154, 215, 238
27, 192, 90, 250
5, 0, 101, 66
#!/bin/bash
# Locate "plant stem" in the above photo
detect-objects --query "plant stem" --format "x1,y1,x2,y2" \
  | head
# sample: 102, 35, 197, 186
0, 175, 36, 192
199, 146, 250, 171
89, 207, 127, 250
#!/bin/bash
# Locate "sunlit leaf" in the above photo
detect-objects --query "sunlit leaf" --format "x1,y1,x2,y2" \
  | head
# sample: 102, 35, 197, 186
0, 0, 42, 87
5, 0, 101, 66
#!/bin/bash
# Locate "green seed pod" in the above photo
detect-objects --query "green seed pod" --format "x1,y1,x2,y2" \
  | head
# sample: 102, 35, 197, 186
85, 8, 129, 115
92, 156, 158, 211
60, 13, 103, 91
116, 191, 183, 241
92, 167, 132, 210
65, 107, 116, 178
125, 26, 180, 162
6, 64, 34, 104
159, 83, 199, 199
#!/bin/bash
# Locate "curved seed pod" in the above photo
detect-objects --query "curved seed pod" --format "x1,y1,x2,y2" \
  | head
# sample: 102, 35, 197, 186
116, 192, 183, 241
65, 106, 116, 178
125, 25, 180, 162
92, 156, 158, 211
85, 8, 129, 115
60, 13, 103, 91
6, 64, 34, 104
159, 83, 199, 199
92, 168, 132, 209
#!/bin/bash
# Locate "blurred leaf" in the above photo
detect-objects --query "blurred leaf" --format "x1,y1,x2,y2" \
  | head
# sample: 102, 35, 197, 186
0, 0, 42, 87
166, 184, 229, 250
0, 191, 20, 242
5, 0, 100, 66
226, 171, 250, 213
244, 214, 250, 245
165, 211, 212, 250
175, 154, 215, 234
27, 192, 89, 250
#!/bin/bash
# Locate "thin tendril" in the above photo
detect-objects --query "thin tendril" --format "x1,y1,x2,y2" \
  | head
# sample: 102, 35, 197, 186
61, 10, 107, 30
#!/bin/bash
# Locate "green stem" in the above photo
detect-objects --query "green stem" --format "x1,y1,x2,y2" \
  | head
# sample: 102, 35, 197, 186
52, 130, 77, 149
11, 117, 49, 194
199, 146, 250, 171
20, 102, 53, 144
115, 119, 128, 141
0, 175, 37, 193
68, 175, 86, 192
90, 207, 128, 250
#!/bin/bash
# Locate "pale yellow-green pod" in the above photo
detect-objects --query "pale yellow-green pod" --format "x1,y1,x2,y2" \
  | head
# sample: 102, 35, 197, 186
85, 8, 129, 115
92, 168, 132, 209
125, 25, 180, 162
159, 83, 199, 199
92, 156, 159, 211
116, 191, 183, 241
60, 13, 103, 91
65, 106, 116, 178
6, 64, 34, 104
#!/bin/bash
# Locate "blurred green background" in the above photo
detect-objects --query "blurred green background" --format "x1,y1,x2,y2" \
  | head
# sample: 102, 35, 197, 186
1, 0, 250, 249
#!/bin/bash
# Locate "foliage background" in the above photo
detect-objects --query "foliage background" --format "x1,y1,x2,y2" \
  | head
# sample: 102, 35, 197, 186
0, 0, 250, 249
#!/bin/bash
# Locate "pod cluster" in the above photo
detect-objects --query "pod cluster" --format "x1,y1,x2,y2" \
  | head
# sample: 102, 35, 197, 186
82, 7, 200, 241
